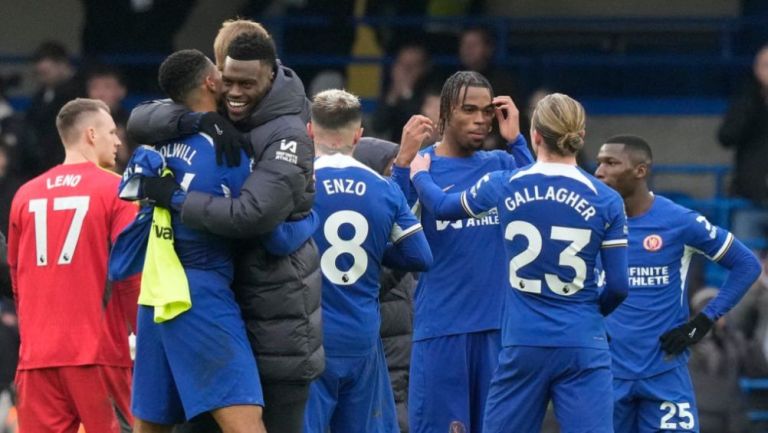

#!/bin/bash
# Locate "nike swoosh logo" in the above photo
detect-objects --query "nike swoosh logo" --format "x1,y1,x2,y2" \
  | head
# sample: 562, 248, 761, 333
214, 125, 224, 136
688, 329, 696, 338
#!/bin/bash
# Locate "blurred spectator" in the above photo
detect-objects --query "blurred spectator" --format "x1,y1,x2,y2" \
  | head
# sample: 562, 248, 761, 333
526, 87, 550, 122
737, 0, 768, 56
0, 232, 9, 300
424, 0, 486, 54
729, 259, 768, 377
80, 0, 196, 92
0, 74, 30, 183
418, 83, 442, 147
353, 137, 415, 433
524, 87, 551, 143
309, 70, 346, 98
0, 231, 18, 403
0, 145, 22, 237
366, 0, 428, 54
0, 80, 13, 125
718, 43, 768, 245
688, 288, 753, 433
22, 41, 83, 176
85, 65, 133, 173
250, 0, 355, 89
371, 43, 432, 142
458, 27, 519, 101
85, 65, 127, 124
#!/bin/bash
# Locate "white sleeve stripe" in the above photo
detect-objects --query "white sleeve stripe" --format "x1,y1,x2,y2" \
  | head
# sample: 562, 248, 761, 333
711, 232, 734, 262
391, 223, 423, 243
460, 192, 481, 219
602, 239, 628, 247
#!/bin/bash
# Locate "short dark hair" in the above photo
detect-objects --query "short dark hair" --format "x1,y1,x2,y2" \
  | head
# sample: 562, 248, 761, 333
227, 32, 277, 68
605, 134, 653, 164
438, 71, 494, 135
33, 41, 69, 63
158, 49, 214, 104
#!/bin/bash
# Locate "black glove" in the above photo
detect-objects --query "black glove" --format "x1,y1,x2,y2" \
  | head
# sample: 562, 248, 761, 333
198, 112, 251, 167
659, 312, 713, 356
142, 176, 180, 209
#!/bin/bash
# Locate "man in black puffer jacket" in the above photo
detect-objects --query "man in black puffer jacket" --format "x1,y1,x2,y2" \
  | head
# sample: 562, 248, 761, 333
127, 31, 321, 433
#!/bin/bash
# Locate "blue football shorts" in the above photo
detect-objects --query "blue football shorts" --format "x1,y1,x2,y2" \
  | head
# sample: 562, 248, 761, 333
132, 267, 263, 423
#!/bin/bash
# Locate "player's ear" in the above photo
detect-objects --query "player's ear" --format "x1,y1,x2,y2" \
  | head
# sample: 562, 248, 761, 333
204, 74, 216, 92
530, 129, 541, 156
86, 126, 97, 145
635, 162, 649, 179
307, 122, 314, 140
352, 127, 363, 145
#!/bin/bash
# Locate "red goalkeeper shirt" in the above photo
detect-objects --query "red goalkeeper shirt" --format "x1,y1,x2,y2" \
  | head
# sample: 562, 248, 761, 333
7, 162, 138, 370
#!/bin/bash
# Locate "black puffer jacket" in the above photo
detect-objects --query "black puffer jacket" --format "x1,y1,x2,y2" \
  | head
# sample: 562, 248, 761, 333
126, 63, 323, 383
379, 269, 416, 433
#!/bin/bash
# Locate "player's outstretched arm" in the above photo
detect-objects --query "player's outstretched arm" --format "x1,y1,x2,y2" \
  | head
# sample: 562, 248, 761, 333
598, 245, 629, 316
410, 153, 474, 220
127, 99, 191, 144
261, 210, 319, 256
182, 159, 304, 238
128, 101, 250, 167
382, 229, 432, 272
181, 131, 314, 238
383, 189, 432, 271
411, 171, 467, 220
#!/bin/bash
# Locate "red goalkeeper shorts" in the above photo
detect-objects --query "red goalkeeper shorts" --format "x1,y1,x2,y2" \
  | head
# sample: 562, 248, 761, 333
15, 365, 132, 433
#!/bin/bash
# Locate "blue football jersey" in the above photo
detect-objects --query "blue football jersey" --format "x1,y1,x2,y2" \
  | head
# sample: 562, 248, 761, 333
313, 154, 422, 356
605, 194, 734, 379
413, 146, 525, 341
156, 133, 250, 270
463, 162, 627, 349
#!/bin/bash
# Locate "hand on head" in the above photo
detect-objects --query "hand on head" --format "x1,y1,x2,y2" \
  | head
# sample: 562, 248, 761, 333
492, 96, 520, 142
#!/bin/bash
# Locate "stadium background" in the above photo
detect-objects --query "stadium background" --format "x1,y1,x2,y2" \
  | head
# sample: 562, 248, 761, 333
1, 0, 768, 432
